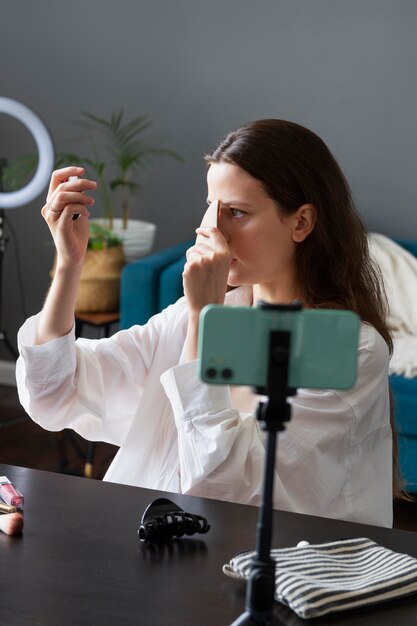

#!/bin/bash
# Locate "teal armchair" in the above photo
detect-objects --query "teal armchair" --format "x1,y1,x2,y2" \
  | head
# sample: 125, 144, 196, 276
388, 239, 417, 493
120, 239, 192, 329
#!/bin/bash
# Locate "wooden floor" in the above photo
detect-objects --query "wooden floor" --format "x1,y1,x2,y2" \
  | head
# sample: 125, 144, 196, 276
1, 383, 416, 532
0, 384, 117, 479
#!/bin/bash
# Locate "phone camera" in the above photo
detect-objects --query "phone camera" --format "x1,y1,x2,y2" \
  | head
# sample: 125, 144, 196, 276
221, 368, 233, 379
206, 368, 217, 378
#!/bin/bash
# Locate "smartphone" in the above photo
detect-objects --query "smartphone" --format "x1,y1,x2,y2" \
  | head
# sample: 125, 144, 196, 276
198, 304, 360, 390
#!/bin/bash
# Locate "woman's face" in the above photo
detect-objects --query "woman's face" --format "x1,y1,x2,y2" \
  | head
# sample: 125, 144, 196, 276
206, 162, 300, 298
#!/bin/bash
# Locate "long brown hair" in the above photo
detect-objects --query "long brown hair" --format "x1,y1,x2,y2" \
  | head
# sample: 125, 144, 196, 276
207, 119, 406, 498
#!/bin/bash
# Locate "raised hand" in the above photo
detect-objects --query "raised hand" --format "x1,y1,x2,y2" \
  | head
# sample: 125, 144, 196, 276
34, 167, 97, 344
41, 166, 97, 269
182, 225, 231, 361
183, 226, 231, 315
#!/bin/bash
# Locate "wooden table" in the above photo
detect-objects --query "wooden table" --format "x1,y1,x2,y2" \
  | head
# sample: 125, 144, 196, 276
1, 463, 417, 625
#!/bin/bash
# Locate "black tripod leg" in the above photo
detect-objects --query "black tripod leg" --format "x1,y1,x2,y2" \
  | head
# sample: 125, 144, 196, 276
0, 330, 19, 360
0, 210, 20, 362
230, 425, 286, 626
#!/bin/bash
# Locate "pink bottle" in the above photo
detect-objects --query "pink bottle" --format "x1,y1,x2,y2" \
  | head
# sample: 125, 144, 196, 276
0, 476, 24, 509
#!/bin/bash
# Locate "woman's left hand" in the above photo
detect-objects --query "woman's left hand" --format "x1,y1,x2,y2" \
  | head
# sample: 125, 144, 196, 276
183, 226, 231, 317
182, 226, 231, 361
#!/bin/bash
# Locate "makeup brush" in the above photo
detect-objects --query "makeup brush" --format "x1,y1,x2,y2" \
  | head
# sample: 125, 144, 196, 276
0, 512, 24, 536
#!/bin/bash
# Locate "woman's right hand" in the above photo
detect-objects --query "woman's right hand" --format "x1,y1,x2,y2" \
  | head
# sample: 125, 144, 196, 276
34, 167, 97, 344
41, 166, 97, 269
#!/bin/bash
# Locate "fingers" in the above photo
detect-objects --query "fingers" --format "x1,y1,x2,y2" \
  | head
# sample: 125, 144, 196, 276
46, 166, 85, 199
46, 167, 97, 207
186, 241, 212, 260
183, 235, 230, 312
195, 226, 228, 249
189, 226, 230, 255
47, 203, 91, 224
48, 178, 97, 204
42, 191, 94, 223
185, 240, 231, 273
50, 190, 95, 211
43, 172, 97, 224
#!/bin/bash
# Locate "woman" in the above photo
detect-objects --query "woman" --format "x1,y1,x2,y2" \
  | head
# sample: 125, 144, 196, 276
16, 119, 395, 527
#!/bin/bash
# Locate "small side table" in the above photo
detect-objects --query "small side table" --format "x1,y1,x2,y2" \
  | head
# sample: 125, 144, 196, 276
75, 311, 120, 340
72, 311, 120, 478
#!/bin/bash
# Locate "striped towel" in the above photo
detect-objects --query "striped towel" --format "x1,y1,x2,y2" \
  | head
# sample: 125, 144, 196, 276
223, 537, 417, 619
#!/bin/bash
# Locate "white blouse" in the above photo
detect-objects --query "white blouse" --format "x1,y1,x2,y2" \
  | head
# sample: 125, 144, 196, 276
16, 288, 393, 527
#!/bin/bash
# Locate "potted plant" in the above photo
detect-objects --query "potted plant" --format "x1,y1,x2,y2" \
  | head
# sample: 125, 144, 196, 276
3, 109, 183, 263
75, 223, 125, 313
48, 222, 125, 313
2, 158, 128, 313
59, 109, 182, 262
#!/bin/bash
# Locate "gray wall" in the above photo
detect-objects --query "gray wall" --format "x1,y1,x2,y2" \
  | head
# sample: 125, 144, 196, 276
1, 0, 417, 361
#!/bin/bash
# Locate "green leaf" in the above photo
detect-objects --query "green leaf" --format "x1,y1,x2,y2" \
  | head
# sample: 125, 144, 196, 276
110, 179, 141, 192
2, 107, 183, 227
1, 154, 38, 191
88, 222, 122, 248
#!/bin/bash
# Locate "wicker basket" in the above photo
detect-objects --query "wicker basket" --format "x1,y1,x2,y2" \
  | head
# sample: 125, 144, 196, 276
51, 246, 126, 313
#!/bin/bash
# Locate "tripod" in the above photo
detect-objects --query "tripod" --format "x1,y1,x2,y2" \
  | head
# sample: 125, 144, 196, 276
0, 208, 18, 361
0, 158, 19, 360
0, 207, 25, 429
230, 305, 298, 626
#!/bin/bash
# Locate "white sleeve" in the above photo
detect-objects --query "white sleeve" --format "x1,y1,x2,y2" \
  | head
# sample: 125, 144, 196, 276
16, 306, 175, 445
161, 361, 292, 506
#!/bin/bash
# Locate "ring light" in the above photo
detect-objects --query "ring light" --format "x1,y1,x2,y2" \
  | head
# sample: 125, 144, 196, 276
0, 97, 54, 208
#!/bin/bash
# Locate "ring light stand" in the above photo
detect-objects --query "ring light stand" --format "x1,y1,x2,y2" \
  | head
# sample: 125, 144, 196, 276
0, 97, 54, 359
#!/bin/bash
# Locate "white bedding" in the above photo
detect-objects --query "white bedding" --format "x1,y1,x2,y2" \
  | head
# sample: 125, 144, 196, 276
368, 233, 417, 377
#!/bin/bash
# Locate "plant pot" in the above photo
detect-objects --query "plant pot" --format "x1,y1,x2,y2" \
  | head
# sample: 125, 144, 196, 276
76, 245, 125, 312
50, 246, 126, 313
91, 218, 156, 264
